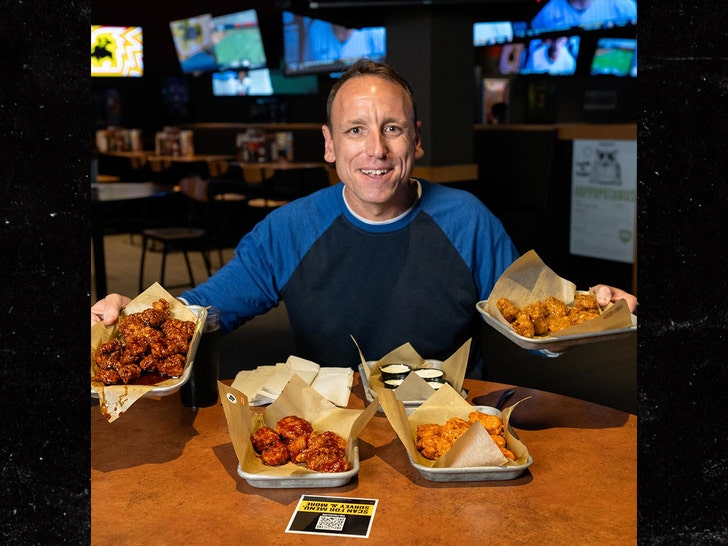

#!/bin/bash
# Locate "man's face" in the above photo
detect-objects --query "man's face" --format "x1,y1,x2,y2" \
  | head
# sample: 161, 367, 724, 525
322, 75, 424, 219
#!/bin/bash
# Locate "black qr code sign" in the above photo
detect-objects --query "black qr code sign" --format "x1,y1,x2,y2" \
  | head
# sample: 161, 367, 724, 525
316, 514, 347, 532
287, 495, 378, 538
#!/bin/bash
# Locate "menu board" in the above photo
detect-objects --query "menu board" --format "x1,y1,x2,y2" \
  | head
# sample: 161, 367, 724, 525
570, 139, 637, 263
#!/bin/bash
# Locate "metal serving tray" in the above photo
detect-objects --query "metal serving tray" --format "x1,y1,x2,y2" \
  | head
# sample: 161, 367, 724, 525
407, 405, 533, 482
236, 443, 360, 489
476, 300, 637, 351
408, 453, 533, 482
90, 305, 206, 398
358, 363, 466, 412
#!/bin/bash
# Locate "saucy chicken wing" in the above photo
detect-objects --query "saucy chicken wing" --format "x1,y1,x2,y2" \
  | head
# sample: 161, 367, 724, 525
92, 298, 196, 386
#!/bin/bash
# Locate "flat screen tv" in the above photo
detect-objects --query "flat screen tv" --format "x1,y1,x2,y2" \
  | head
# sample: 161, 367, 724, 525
498, 43, 525, 75
529, 0, 637, 34
169, 14, 218, 74
169, 10, 267, 74
282, 10, 386, 76
473, 21, 513, 47
590, 37, 637, 77
210, 9, 267, 71
519, 35, 580, 76
91, 25, 143, 77
212, 67, 319, 96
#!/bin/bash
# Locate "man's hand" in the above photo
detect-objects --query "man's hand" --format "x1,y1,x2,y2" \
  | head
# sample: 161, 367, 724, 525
591, 284, 638, 313
91, 294, 132, 327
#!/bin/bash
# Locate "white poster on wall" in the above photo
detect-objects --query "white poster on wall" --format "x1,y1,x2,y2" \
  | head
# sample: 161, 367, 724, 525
570, 139, 637, 263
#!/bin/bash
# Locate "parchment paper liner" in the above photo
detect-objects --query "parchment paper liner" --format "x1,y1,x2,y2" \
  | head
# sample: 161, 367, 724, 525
219, 374, 378, 476
90, 282, 204, 422
357, 339, 471, 404
484, 249, 633, 336
379, 381, 530, 468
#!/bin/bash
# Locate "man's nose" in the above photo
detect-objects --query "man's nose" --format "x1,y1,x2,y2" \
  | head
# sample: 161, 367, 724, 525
365, 132, 387, 158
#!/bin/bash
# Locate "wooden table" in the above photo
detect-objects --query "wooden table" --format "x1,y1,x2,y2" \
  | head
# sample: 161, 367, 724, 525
228, 161, 331, 205
91, 182, 175, 298
91, 376, 636, 544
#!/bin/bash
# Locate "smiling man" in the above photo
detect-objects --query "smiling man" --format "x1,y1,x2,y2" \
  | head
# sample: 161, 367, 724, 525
92, 60, 636, 377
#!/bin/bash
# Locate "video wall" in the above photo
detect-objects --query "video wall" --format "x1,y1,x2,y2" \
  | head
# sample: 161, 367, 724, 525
474, 0, 637, 78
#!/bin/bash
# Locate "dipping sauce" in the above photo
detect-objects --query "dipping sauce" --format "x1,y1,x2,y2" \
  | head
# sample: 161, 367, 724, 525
384, 378, 405, 389
380, 363, 412, 381
427, 378, 448, 390
414, 368, 444, 381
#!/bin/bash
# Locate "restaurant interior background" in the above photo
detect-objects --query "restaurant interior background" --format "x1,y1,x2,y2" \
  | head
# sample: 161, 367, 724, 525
91, 0, 638, 411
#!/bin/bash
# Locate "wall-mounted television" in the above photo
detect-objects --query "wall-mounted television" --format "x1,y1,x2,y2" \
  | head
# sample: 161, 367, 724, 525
473, 21, 514, 47
519, 36, 580, 76
210, 9, 267, 71
529, 0, 637, 34
169, 10, 267, 75
498, 43, 526, 75
282, 10, 386, 76
169, 14, 217, 74
590, 37, 637, 77
213, 69, 273, 96
91, 26, 143, 77
212, 67, 319, 96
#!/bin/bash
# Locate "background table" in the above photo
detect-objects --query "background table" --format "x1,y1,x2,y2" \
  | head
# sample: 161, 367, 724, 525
91, 182, 175, 298
91, 376, 636, 544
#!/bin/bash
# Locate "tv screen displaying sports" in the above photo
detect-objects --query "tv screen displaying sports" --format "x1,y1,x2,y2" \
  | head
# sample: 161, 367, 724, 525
91, 25, 143, 77
519, 35, 580, 76
282, 10, 386, 76
210, 9, 267, 71
473, 21, 514, 46
529, 0, 637, 34
169, 10, 267, 74
169, 14, 217, 74
212, 69, 273, 96
590, 37, 637, 77
212, 68, 319, 96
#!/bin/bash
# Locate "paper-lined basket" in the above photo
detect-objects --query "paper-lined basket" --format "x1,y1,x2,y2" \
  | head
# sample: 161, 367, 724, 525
220, 374, 378, 488
378, 381, 533, 482
90, 283, 206, 422
478, 250, 636, 350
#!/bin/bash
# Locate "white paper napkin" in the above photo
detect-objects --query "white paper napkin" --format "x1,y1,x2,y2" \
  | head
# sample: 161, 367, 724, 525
311, 367, 354, 407
231, 357, 353, 407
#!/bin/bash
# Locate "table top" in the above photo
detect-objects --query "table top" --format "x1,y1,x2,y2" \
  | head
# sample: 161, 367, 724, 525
148, 154, 236, 163
91, 182, 175, 202
100, 151, 236, 163
91, 376, 636, 544
232, 160, 329, 171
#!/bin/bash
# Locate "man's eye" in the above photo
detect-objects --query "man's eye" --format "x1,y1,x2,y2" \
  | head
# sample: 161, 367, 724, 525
384, 125, 402, 134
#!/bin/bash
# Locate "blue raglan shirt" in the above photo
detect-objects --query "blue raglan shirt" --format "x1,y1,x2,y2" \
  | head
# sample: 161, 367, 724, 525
181, 179, 519, 372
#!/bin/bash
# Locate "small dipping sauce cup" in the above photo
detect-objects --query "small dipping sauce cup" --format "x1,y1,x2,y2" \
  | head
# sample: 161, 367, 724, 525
427, 378, 448, 390
383, 378, 405, 389
414, 368, 444, 382
380, 363, 412, 382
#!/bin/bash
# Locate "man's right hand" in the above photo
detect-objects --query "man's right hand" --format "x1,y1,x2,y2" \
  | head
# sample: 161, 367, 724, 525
91, 294, 132, 327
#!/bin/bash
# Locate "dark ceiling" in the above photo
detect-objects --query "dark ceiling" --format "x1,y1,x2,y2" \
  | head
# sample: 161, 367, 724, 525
276, 0, 543, 28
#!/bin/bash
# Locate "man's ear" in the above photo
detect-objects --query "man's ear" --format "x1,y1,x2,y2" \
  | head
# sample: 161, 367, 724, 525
414, 120, 425, 160
322, 124, 336, 163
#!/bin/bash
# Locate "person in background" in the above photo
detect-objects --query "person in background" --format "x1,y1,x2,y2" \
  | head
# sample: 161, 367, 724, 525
530, 0, 637, 32
91, 60, 637, 377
